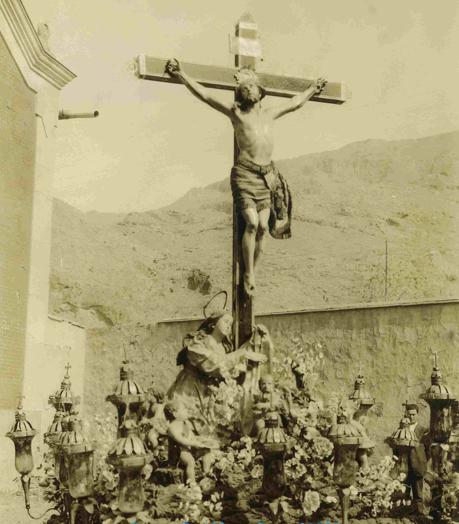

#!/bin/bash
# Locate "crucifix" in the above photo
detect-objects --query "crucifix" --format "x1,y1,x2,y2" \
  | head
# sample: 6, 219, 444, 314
136, 13, 347, 348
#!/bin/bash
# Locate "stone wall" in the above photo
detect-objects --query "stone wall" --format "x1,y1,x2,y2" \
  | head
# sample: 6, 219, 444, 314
84, 299, 459, 458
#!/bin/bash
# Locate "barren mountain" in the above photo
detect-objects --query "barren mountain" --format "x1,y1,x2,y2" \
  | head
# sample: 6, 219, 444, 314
49, 131, 459, 327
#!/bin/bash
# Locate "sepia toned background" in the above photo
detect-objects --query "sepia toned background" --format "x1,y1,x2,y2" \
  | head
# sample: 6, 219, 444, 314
22, 0, 459, 213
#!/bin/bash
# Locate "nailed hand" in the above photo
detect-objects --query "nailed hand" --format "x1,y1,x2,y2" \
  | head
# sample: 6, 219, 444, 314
314, 77, 327, 94
166, 58, 181, 76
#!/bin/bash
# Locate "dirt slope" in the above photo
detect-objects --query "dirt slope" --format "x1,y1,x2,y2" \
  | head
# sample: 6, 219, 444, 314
49, 130, 459, 327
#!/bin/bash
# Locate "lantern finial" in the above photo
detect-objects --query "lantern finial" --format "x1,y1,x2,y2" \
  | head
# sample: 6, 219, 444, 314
123, 343, 129, 363
16, 395, 25, 411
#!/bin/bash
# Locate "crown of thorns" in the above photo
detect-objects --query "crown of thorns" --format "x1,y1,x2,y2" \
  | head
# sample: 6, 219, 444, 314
234, 67, 261, 86
234, 68, 266, 102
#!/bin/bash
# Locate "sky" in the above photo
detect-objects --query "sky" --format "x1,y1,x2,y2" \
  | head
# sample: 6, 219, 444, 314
24, 0, 459, 213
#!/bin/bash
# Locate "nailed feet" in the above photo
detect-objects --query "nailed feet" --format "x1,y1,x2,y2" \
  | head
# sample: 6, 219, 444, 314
244, 272, 255, 297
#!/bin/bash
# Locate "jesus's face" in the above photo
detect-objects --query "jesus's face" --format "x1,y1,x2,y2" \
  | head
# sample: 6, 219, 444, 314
239, 82, 262, 104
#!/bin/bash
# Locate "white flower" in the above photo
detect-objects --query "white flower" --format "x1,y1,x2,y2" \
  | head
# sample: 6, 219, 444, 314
302, 490, 321, 516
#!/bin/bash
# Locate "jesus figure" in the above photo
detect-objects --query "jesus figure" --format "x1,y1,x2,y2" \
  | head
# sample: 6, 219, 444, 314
166, 58, 326, 296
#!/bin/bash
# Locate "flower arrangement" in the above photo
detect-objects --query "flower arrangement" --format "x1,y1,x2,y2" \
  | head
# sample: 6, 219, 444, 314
349, 455, 407, 519
40, 336, 417, 523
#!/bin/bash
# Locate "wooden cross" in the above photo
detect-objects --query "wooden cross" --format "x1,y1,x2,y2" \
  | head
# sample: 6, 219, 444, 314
136, 13, 347, 347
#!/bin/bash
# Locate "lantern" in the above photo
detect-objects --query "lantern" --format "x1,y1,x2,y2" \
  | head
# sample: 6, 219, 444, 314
48, 363, 80, 413
5, 401, 37, 510
59, 415, 94, 500
106, 360, 145, 435
349, 373, 375, 469
421, 355, 455, 443
421, 353, 456, 521
387, 415, 418, 477
44, 410, 65, 447
257, 410, 287, 500
328, 403, 364, 524
54, 412, 73, 487
348, 374, 375, 417
107, 420, 153, 515
448, 400, 459, 471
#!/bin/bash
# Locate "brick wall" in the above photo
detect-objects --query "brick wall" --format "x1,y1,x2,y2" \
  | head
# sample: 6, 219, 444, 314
0, 34, 36, 409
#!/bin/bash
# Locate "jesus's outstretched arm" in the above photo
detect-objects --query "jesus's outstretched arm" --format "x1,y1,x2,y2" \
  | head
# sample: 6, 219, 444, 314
269, 77, 327, 120
166, 58, 233, 117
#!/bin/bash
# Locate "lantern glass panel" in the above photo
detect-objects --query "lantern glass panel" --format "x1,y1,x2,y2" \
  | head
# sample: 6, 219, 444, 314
393, 448, 410, 476
14, 437, 34, 475
118, 469, 144, 514
67, 452, 94, 499
430, 402, 453, 443
334, 445, 359, 487
57, 452, 69, 488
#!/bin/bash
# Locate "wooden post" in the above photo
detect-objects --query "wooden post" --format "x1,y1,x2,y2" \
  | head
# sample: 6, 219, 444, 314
232, 13, 259, 348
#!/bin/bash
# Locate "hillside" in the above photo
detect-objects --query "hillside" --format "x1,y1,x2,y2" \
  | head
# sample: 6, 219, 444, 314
49, 131, 459, 327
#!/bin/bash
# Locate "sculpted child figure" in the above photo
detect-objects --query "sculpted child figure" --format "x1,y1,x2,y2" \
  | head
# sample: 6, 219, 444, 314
166, 58, 326, 296
253, 374, 285, 435
164, 398, 219, 485
141, 389, 167, 450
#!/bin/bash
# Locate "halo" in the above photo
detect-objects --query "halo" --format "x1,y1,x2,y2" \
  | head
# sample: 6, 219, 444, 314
203, 290, 228, 319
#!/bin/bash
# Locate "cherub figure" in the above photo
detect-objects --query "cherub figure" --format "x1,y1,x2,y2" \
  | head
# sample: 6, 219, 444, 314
253, 374, 286, 435
164, 398, 219, 485
140, 389, 168, 452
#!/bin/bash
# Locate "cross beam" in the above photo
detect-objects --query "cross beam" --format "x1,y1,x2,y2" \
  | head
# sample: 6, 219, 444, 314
136, 56, 348, 104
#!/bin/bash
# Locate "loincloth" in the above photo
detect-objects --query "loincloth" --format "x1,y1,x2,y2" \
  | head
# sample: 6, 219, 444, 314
230, 159, 276, 212
230, 158, 293, 239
